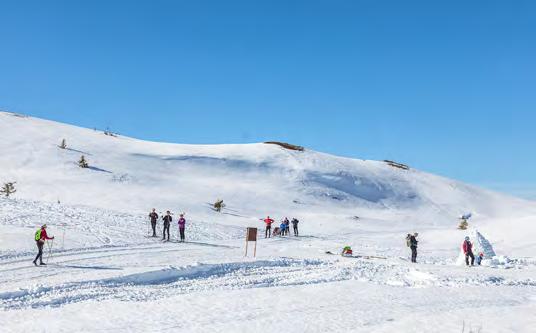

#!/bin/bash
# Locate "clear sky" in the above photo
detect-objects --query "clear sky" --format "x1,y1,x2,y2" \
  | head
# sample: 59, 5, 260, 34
1, 1, 535, 199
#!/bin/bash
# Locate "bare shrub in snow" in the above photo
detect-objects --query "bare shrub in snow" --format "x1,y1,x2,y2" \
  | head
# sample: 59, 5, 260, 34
1, 182, 16, 197
78, 155, 89, 168
214, 199, 225, 212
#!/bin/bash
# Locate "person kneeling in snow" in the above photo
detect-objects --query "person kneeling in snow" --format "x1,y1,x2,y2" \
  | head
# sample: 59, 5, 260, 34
341, 246, 353, 257
475, 252, 484, 266
463, 236, 475, 266
279, 221, 287, 236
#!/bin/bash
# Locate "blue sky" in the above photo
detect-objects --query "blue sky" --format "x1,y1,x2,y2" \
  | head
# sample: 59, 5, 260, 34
1, 1, 535, 199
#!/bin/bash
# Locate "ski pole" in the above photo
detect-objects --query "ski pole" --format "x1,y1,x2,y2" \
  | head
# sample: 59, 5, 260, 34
147, 219, 150, 236
46, 238, 54, 264
61, 224, 66, 250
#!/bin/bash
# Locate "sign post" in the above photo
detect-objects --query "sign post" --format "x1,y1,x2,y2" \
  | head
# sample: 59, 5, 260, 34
245, 227, 258, 257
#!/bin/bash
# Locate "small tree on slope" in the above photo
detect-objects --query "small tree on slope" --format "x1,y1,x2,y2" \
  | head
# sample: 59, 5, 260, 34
79, 155, 89, 168
0, 182, 16, 197
214, 199, 225, 212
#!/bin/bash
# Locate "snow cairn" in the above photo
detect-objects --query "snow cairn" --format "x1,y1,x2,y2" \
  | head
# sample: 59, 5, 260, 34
455, 229, 496, 266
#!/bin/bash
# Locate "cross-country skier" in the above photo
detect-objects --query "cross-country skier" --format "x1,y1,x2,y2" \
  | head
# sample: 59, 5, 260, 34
462, 236, 475, 266
162, 211, 172, 241
263, 216, 274, 238
33, 224, 54, 266
407, 233, 418, 263
149, 208, 158, 237
291, 218, 299, 236
178, 213, 186, 242
282, 217, 290, 236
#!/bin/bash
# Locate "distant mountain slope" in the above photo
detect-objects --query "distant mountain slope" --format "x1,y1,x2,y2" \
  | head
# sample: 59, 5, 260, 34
0, 111, 534, 231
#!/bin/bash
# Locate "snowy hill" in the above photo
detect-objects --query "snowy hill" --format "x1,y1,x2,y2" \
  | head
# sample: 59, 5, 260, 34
1, 111, 535, 253
1, 111, 536, 332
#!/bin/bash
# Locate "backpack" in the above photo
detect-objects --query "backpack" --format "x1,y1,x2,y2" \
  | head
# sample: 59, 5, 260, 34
35, 229, 42, 241
406, 235, 411, 247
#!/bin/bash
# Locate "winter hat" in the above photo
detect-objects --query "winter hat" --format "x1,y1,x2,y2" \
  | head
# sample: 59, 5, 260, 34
465, 236, 470, 241
41, 224, 47, 229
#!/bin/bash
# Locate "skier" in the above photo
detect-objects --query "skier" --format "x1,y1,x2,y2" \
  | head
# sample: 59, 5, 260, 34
407, 233, 418, 263
283, 217, 290, 236
33, 224, 54, 266
162, 211, 172, 241
291, 218, 299, 236
178, 213, 186, 242
341, 246, 353, 256
263, 216, 274, 238
462, 236, 475, 266
149, 208, 158, 237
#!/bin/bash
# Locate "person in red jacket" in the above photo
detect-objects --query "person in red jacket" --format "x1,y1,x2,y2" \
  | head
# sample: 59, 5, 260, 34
33, 224, 54, 266
462, 236, 475, 266
263, 216, 274, 238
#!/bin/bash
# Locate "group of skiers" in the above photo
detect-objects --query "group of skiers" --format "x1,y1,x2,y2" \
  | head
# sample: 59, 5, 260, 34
261, 216, 299, 238
29, 213, 485, 268
405, 233, 484, 266
149, 209, 187, 242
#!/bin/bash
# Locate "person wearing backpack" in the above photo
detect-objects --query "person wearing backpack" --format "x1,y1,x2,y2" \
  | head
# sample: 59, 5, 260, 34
462, 236, 475, 266
33, 224, 54, 266
149, 209, 159, 237
407, 233, 418, 263
283, 218, 290, 236
178, 214, 186, 242
291, 218, 299, 236
162, 211, 172, 241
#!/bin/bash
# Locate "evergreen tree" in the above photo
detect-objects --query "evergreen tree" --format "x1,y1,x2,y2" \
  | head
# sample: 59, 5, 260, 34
79, 155, 89, 168
214, 199, 225, 212
0, 182, 16, 197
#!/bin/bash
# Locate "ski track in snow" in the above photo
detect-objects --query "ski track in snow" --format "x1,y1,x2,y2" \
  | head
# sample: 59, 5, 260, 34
2, 256, 535, 310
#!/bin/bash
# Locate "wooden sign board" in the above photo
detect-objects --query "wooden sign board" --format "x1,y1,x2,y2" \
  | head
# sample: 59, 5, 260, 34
245, 227, 258, 257
246, 227, 257, 241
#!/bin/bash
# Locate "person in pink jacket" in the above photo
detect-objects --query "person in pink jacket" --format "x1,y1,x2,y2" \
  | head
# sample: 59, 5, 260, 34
178, 214, 186, 242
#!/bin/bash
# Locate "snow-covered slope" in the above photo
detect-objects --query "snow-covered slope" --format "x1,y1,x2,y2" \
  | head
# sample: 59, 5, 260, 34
2, 111, 536, 332
1, 111, 535, 253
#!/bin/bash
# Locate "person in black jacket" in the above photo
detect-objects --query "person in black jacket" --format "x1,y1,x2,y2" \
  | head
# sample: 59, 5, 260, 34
149, 209, 158, 237
291, 218, 299, 236
162, 211, 172, 241
408, 233, 418, 263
